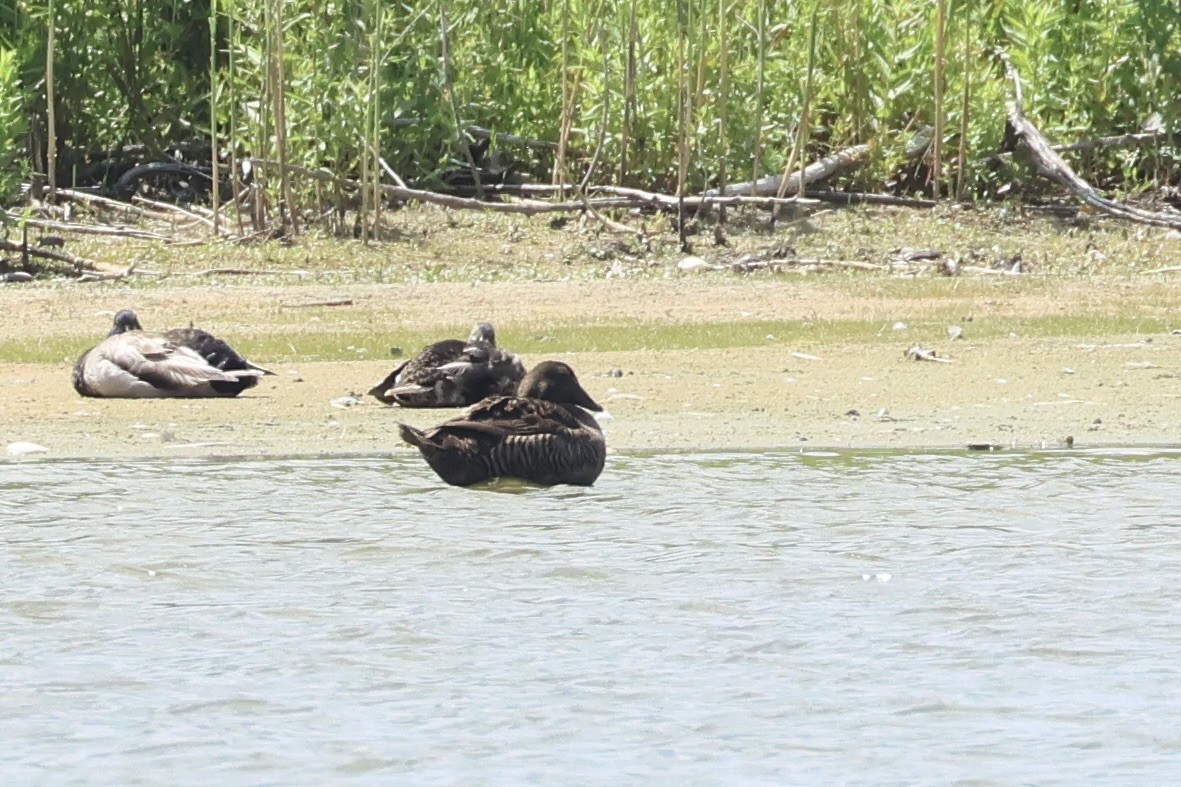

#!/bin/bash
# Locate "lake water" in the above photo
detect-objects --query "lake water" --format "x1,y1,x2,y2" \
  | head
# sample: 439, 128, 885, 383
3, 448, 1180, 783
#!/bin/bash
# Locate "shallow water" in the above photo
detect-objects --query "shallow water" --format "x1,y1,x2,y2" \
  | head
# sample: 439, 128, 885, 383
3, 448, 1181, 783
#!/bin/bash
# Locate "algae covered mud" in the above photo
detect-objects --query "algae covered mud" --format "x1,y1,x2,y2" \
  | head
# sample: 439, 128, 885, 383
3, 272, 1181, 459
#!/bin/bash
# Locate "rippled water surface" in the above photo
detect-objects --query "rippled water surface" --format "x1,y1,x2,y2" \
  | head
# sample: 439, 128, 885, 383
4, 449, 1181, 783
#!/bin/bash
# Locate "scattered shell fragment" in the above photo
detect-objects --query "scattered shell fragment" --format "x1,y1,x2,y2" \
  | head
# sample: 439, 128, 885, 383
330, 394, 364, 409
7, 441, 48, 456
946, 325, 964, 340
790, 351, 821, 361
905, 344, 952, 363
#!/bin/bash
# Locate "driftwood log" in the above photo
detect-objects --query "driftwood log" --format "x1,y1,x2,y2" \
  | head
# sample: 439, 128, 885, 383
705, 144, 870, 197
1003, 58, 1181, 231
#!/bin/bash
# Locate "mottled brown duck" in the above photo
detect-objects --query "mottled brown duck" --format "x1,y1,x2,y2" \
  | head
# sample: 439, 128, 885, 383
399, 361, 605, 486
368, 322, 524, 407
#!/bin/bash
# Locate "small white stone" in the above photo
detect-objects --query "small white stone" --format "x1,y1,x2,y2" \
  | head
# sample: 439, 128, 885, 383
6, 441, 48, 456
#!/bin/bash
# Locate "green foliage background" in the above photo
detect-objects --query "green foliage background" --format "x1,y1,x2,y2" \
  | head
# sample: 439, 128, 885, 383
0, 0, 1176, 202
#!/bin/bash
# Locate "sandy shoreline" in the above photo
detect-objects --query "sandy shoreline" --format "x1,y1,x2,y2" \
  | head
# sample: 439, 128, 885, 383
5, 329, 1180, 461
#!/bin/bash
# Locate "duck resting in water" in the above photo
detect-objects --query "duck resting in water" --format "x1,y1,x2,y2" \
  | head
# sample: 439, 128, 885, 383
72, 309, 273, 398
368, 321, 525, 407
398, 360, 606, 487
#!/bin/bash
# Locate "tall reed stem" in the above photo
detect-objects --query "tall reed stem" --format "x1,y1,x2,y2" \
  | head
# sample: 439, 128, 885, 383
45, 0, 56, 200
716, 0, 730, 223
932, 0, 947, 200
676, 0, 690, 251
209, 0, 220, 236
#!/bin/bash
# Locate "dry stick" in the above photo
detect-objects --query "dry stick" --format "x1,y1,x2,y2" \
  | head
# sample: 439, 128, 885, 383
54, 188, 174, 220
751, 0, 765, 190
555, 0, 572, 198
209, 0, 221, 237
619, 0, 638, 183
675, 0, 690, 251
132, 196, 234, 236
716, 0, 730, 225
1051, 131, 1181, 153
280, 298, 354, 308
249, 157, 829, 215
931, 0, 947, 200
377, 156, 407, 189
247, 157, 636, 213
177, 267, 309, 277
226, 2, 246, 237
45, 0, 56, 201
2, 214, 172, 241
1142, 265, 1181, 275
0, 237, 102, 271
1002, 57, 1181, 230
267, 0, 296, 234
954, 2, 972, 202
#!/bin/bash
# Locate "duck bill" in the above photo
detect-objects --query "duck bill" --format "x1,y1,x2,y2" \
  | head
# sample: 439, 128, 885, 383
573, 386, 602, 412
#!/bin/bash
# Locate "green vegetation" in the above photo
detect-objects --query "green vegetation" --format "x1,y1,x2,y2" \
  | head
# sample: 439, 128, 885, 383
0, 0, 1176, 208
0, 45, 25, 197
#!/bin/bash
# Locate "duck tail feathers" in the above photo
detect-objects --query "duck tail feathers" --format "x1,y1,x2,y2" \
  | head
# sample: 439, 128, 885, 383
398, 422, 429, 449
244, 360, 275, 375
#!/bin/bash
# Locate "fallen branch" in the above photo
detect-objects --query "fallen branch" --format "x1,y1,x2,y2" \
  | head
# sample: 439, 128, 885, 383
175, 267, 310, 277
1053, 129, 1181, 154
3, 212, 171, 241
679, 255, 887, 273
0, 237, 103, 271
133, 195, 234, 237
1002, 56, 1181, 230
706, 144, 870, 197
77, 263, 141, 282
281, 298, 354, 307
804, 190, 938, 209
247, 157, 640, 215
1143, 265, 1181, 274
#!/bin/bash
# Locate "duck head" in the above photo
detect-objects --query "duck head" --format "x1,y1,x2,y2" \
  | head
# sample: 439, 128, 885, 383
109, 309, 144, 335
520, 361, 601, 412
467, 322, 496, 346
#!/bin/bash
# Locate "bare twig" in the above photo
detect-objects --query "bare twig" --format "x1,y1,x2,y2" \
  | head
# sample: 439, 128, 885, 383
0, 237, 103, 270
133, 196, 234, 236
175, 267, 309, 277
280, 298, 354, 307
2, 213, 171, 241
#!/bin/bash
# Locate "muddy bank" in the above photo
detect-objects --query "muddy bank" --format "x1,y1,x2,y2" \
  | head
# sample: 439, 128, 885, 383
4, 330, 1179, 460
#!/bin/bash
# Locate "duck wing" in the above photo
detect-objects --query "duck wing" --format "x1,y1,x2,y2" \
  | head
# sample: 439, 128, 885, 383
370, 339, 469, 406
164, 327, 273, 374
103, 334, 252, 391
442, 396, 595, 438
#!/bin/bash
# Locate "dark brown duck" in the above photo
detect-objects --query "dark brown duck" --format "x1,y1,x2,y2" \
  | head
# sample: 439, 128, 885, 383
399, 360, 606, 487
369, 322, 524, 407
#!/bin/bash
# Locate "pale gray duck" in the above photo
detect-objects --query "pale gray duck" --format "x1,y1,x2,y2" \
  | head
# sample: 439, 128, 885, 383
398, 360, 605, 487
72, 310, 272, 398
368, 322, 524, 407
